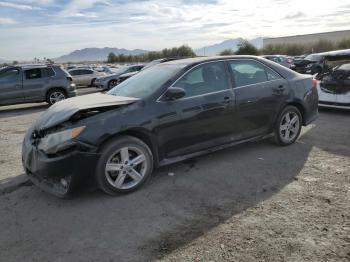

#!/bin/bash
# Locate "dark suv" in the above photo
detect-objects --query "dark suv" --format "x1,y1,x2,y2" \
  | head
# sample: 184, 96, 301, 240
0, 64, 76, 106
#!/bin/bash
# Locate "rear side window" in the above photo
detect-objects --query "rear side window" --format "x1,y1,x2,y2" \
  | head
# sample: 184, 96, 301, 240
175, 61, 229, 98
25, 68, 42, 79
42, 67, 55, 77
229, 60, 281, 87
0, 68, 19, 82
69, 70, 79, 76
81, 69, 93, 75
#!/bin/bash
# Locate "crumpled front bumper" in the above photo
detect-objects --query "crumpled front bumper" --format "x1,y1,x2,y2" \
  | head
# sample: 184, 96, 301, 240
22, 138, 101, 198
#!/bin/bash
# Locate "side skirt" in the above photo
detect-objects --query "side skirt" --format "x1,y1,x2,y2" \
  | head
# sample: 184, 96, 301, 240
158, 133, 274, 167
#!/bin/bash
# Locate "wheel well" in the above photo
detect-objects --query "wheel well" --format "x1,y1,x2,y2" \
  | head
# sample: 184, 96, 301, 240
287, 102, 306, 125
98, 130, 159, 165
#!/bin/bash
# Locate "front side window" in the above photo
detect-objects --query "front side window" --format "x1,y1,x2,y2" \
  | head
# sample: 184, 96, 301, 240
174, 61, 229, 98
25, 68, 42, 79
229, 60, 281, 87
0, 68, 19, 82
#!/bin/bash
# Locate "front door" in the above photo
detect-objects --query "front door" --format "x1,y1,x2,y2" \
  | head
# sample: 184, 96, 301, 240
0, 67, 23, 105
154, 61, 238, 159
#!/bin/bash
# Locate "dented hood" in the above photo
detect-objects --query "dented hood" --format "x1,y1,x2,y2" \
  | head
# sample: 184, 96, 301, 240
34, 93, 139, 130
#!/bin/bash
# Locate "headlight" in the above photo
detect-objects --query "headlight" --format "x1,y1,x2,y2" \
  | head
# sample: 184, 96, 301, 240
306, 64, 313, 68
38, 126, 85, 154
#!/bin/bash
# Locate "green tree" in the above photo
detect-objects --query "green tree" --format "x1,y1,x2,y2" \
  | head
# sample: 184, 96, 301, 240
337, 38, 350, 49
107, 52, 116, 63
235, 39, 259, 55
219, 49, 235, 56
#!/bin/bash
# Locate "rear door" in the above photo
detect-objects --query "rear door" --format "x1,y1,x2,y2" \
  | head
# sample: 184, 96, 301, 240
22, 68, 47, 101
155, 61, 238, 158
0, 67, 24, 105
228, 59, 288, 139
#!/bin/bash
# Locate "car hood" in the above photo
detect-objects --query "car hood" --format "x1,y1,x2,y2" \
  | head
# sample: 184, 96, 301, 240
34, 93, 139, 130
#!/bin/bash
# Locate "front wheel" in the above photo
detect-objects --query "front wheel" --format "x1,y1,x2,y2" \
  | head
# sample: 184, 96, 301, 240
274, 106, 302, 146
108, 79, 118, 90
96, 136, 154, 195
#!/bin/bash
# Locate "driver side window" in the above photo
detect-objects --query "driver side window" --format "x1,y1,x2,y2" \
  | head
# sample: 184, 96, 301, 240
175, 61, 229, 98
0, 69, 19, 82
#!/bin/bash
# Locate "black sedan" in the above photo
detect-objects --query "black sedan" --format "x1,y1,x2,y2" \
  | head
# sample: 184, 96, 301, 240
22, 56, 319, 197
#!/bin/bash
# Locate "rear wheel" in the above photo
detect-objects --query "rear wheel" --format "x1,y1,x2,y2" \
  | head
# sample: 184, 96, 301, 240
274, 106, 302, 146
46, 89, 67, 105
96, 136, 153, 195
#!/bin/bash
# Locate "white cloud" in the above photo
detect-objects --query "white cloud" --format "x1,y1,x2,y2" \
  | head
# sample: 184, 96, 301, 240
59, 0, 110, 17
0, 1, 42, 10
0, 17, 16, 25
0, 0, 349, 60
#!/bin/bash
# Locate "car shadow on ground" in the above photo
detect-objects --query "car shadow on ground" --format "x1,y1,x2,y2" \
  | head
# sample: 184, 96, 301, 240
1, 135, 314, 262
0, 103, 48, 119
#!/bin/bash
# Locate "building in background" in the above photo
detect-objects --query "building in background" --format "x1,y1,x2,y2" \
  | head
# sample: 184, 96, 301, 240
263, 30, 350, 47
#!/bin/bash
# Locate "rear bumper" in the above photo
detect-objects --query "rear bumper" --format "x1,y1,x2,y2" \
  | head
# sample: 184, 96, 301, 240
22, 140, 101, 197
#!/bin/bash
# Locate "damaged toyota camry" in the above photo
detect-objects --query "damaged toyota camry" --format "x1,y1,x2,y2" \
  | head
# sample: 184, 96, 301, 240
22, 56, 319, 197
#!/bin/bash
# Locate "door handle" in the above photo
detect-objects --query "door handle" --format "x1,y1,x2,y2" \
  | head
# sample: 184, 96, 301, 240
273, 85, 285, 90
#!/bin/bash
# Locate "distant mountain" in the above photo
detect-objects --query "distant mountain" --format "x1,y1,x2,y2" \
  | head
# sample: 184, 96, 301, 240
53, 47, 149, 62
195, 37, 263, 56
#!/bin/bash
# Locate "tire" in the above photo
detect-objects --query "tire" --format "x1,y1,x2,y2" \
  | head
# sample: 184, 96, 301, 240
96, 136, 154, 195
46, 89, 67, 106
108, 79, 118, 90
274, 105, 302, 146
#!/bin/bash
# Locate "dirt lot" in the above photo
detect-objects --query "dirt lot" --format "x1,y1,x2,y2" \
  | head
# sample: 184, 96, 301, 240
0, 102, 349, 262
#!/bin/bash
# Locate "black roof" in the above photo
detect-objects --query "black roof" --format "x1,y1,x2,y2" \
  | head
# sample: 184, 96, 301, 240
164, 55, 299, 79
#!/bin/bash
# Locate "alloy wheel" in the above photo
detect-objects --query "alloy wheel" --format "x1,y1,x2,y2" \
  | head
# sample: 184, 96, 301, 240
105, 146, 147, 190
49, 91, 66, 104
279, 111, 300, 143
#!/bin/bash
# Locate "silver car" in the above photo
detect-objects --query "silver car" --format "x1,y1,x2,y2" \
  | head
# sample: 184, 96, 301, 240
68, 68, 105, 88
94, 64, 144, 90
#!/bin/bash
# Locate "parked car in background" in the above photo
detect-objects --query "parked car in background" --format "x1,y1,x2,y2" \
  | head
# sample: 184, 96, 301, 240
94, 66, 114, 74
316, 49, 350, 109
22, 56, 318, 197
262, 55, 294, 69
112, 58, 185, 86
0, 64, 76, 106
68, 68, 105, 88
94, 64, 144, 90
293, 53, 325, 74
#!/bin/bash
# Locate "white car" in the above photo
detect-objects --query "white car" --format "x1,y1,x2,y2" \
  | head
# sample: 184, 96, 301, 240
315, 49, 350, 109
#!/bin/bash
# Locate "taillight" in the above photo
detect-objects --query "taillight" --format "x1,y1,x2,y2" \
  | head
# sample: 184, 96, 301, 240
312, 79, 318, 88
287, 58, 293, 64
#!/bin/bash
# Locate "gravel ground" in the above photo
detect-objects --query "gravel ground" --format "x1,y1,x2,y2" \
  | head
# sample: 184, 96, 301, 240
0, 103, 349, 262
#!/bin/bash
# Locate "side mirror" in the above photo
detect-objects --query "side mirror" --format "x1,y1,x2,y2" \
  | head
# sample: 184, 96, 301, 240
162, 87, 186, 101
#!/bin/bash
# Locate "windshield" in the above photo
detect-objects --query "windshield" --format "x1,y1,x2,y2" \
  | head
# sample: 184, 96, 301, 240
107, 64, 184, 99
305, 54, 322, 62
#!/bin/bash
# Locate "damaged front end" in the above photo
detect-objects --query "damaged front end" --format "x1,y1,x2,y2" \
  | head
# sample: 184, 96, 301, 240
22, 93, 139, 197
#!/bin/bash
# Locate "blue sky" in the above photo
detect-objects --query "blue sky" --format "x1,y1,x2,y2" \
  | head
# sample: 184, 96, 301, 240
0, 0, 349, 60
